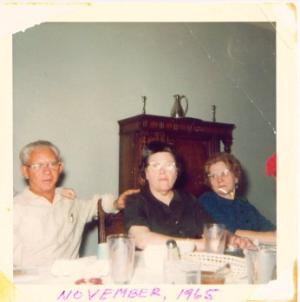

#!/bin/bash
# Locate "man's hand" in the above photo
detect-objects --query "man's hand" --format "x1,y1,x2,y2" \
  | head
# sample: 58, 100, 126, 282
114, 189, 140, 210
61, 188, 76, 200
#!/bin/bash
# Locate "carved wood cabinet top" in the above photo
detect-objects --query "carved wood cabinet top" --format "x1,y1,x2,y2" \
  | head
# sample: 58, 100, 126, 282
118, 114, 235, 137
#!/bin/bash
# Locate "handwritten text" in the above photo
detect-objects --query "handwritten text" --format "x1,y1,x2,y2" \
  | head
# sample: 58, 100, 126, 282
57, 287, 161, 301
57, 287, 220, 301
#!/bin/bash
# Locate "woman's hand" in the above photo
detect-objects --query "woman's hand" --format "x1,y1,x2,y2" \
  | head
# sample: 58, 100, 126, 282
235, 230, 276, 244
114, 189, 140, 210
228, 233, 255, 250
61, 188, 76, 200
193, 239, 205, 252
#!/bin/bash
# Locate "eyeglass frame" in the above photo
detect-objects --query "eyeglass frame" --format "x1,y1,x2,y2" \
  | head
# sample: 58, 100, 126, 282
24, 160, 62, 171
147, 161, 177, 172
207, 168, 231, 180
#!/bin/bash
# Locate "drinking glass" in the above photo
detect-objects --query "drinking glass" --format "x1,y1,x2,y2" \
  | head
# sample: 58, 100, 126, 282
245, 246, 276, 284
107, 234, 135, 284
203, 223, 227, 254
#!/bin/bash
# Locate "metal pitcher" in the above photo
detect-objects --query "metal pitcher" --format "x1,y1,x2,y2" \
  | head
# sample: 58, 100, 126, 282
171, 94, 188, 118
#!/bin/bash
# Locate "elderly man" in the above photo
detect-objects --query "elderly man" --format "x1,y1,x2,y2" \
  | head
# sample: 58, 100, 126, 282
14, 140, 137, 268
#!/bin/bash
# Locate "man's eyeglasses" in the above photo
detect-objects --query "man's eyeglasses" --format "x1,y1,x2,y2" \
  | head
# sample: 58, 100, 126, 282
25, 161, 61, 171
207, 168, 230, 180
147, 161, 177, 172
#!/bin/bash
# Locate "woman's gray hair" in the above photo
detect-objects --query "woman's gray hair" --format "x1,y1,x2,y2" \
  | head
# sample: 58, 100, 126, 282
19, 140, 61, 165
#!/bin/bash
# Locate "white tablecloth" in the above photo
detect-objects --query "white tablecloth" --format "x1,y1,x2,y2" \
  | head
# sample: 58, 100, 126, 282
13, 251, 248, 285
13, 252, 164, 284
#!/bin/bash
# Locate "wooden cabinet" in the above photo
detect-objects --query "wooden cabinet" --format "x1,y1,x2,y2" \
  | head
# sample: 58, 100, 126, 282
118, 114, 235, 197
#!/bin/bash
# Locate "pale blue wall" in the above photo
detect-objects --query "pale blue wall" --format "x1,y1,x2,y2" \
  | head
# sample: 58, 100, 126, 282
13, 22, 276, 256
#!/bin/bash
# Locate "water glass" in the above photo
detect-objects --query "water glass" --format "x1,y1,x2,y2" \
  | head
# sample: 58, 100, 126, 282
107, 234, 135, 284
203, 223, 227, 254
245, 246, 276, 284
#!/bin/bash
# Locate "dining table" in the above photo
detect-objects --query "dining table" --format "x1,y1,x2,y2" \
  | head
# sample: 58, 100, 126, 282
13, 249, 251, 285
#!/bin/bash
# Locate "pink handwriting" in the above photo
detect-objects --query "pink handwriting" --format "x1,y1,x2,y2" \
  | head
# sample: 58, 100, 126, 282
176, 288, 220, 300
57, 287, 220, 301
57, 287, 161, 301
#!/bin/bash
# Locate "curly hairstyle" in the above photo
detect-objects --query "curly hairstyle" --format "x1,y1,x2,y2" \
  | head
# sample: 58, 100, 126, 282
204, 152, 242, 186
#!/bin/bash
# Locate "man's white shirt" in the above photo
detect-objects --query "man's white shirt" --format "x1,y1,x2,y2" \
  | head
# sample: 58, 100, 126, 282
14, 187, 117, 268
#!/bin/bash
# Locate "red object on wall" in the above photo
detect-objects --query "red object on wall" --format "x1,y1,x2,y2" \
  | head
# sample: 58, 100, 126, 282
265, 153, 276, 177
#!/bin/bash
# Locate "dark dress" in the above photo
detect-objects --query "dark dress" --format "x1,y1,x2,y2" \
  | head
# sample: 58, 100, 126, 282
198, 191, 275, 233
124, 185, 213, 239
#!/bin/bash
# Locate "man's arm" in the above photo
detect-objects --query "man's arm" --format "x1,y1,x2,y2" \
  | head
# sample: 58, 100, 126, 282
113, 189, 140, 210
101, 189, 140, 214
71, 188, 139, 224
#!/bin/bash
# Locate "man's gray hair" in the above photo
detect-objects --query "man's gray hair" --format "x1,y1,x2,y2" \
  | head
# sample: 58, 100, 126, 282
19, 140, 61, 165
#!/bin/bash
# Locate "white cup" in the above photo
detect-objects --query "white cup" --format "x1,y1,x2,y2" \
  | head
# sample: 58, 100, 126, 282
96, 242, 109, 275
97, 242, 108, 260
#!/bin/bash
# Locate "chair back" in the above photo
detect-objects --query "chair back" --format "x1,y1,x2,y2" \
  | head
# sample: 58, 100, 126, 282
97, 198, 106, 243
97, 198, 126, 243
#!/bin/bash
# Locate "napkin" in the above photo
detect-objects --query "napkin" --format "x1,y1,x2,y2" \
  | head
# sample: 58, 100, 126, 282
51, 256, 109, 278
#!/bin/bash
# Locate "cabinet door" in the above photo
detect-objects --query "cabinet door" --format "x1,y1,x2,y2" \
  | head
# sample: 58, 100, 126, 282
119, 134, 136, 191
168, 137, 210, 197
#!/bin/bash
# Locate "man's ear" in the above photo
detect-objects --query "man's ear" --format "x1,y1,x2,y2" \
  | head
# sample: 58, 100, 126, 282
21, 165, 29, 179
58, 162, 64, 174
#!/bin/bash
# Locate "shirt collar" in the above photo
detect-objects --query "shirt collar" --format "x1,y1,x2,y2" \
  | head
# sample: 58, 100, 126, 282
141, 185, 185, 211
23, 186, 61, 204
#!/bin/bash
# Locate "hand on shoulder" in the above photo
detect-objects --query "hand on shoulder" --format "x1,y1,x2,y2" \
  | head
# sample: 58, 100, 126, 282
115, 188, 140, 209
61, 188, 76, 200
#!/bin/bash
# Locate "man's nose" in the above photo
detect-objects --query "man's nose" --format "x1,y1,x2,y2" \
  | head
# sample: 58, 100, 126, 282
41, 164, 52, 173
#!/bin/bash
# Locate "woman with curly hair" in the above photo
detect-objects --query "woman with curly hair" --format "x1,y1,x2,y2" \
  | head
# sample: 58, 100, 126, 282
198, 152, 276, 244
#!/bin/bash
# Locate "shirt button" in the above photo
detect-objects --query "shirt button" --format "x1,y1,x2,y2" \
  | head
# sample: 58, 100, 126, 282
175, 220, 179, 224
